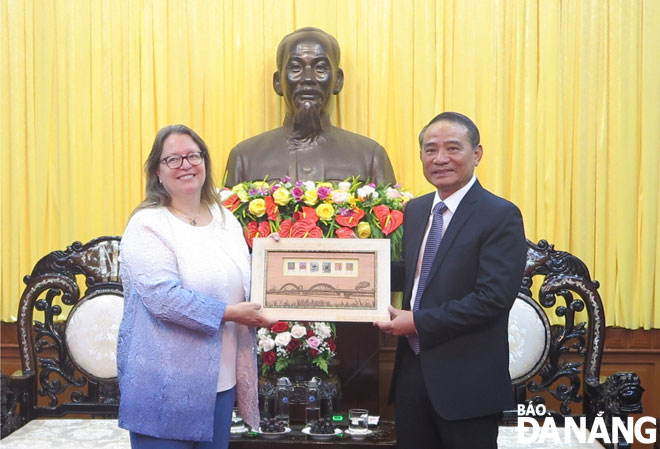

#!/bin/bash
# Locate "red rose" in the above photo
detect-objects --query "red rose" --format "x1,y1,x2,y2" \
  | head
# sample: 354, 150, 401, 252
271, 321, 289, 333
335, 227, 356, 238
308, 349, 319, 358
265, 196, 279, 221
262, 351, 277, 365
287, 339, 302, 352
307, 329, 315, 337
327, 338, 336, 352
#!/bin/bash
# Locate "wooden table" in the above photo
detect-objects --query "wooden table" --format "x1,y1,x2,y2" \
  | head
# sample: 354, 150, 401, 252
229, 421, 396, 448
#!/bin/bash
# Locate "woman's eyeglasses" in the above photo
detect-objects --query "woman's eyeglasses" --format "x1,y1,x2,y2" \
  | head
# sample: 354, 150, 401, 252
160, 152, 204, 169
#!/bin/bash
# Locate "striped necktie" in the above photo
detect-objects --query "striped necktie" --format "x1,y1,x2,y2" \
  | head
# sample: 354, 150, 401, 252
408, 201, 447, 354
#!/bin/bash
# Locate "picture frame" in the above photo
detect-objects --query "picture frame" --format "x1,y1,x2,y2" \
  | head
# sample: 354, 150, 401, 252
251, 238, 391, 322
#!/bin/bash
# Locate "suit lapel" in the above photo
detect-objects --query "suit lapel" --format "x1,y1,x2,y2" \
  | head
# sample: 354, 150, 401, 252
425, 182, 482, 285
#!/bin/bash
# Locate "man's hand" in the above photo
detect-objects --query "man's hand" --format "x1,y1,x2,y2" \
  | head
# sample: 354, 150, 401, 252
373, 305, 417, 336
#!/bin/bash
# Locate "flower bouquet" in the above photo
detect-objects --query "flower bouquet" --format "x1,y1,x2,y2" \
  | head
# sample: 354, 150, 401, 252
221, 177, 412, 374
221, 177, 412, 260
256, 321, 336, 375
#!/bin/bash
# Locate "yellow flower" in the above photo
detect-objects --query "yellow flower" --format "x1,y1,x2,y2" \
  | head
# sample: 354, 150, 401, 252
252, 181, 268, 189
273, 187, 291, 206
317, 182, 333, 189
357, 222, 372, 238
232, 184, 248, 202
248, 198, 266, 217
316, 203, 335, 221
303, 189, 319, 206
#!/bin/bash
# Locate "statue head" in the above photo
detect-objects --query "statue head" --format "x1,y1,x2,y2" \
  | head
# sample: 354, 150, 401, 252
273, 28, 345, 141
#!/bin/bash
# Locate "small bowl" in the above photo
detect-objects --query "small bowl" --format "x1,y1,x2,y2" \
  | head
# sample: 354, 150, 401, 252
345, 428, 373, 440
257, 427, 291, 439
302, 427, 342, 441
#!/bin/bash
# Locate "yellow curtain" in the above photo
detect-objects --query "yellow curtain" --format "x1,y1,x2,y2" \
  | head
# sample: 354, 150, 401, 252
1, 0, 658, 328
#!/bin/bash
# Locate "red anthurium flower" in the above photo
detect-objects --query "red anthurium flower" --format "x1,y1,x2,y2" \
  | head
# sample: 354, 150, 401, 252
244, 221, 271, 248
335, 227, 356, 238
262, 351, 277, 365
372, 205, 404, 236
293, 207, 319, 223
290, 219, 323, 238
335, 208, 365, 228
271, 321, 289, 333
279, 219, 293, 237
222, 194, 241, 212
264, 196, 279, 221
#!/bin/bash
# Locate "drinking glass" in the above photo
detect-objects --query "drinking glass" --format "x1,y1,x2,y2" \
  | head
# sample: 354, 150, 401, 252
348, 408, 369, 433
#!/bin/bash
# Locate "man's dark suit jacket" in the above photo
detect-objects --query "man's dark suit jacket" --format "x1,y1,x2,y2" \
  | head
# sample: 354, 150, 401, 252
390, 180, 527, 421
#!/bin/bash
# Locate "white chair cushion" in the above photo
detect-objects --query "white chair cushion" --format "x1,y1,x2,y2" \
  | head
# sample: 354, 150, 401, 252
65, 293, 123, 379
508, 295, 549, 382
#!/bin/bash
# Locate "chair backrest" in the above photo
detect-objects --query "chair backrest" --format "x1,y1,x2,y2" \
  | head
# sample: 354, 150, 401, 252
15, 236, 122, 420
507, 239, 606, 416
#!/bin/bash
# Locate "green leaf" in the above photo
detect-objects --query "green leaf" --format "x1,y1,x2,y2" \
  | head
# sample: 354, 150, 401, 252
313, 358, 329, 374
275, 358, 289, 372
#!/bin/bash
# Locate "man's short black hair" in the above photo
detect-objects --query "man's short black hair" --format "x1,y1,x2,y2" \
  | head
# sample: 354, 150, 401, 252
418, 112, 480, 149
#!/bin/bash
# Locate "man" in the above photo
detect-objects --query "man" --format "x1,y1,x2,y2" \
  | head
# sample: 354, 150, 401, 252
375, 112, 526, 448
224, 27, 396, 186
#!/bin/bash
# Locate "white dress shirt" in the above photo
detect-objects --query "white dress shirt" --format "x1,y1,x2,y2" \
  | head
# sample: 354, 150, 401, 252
410, 175, 477, 313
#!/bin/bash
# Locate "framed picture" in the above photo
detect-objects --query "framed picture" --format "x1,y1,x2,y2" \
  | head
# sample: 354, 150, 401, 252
251, 238, 391, 322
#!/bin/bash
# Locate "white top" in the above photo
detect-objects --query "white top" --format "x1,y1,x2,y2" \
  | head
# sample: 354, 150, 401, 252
410, 175, 477, 312
162, 205, 250, 392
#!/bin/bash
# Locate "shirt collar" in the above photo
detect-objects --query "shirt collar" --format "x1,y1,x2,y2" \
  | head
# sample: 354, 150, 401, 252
432, 175, 477, 214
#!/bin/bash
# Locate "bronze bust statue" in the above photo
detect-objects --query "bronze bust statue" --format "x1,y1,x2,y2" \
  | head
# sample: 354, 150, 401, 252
225, 27, 396, 187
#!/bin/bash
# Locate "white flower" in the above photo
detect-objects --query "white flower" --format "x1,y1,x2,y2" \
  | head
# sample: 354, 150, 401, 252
338, 181, 351, 192
218, 188, 234, 202
274, 331, 292, 347
357, 185, 378, 200
314, 323, 332, 339
257, 328, 269, 339
290, 324, 307, 339
259, 337, 275, 352
303, 181, 316, 190
386, 187, 401, 199
331, 190, 350, 204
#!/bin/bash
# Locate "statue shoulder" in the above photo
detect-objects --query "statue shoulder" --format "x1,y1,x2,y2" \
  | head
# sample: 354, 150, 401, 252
230, 127, 288, 155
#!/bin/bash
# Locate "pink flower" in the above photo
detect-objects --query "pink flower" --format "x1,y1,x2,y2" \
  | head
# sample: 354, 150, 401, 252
307, 336, 321, 349
317, 186, 332, 200
292, 187, 304, 200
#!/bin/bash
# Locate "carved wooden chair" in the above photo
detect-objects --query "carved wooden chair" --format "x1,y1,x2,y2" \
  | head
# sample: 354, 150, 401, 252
5, 236, 122, 435
504, 239, 644, 448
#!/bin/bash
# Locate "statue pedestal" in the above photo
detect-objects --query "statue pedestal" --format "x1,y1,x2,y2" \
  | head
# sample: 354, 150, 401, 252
258, 361, 341, 423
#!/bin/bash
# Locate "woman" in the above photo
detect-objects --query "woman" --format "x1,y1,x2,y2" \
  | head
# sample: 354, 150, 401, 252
117, 124, 274, 448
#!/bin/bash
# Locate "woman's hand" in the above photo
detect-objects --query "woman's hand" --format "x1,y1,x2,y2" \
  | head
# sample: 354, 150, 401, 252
224, 302, 277, 328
